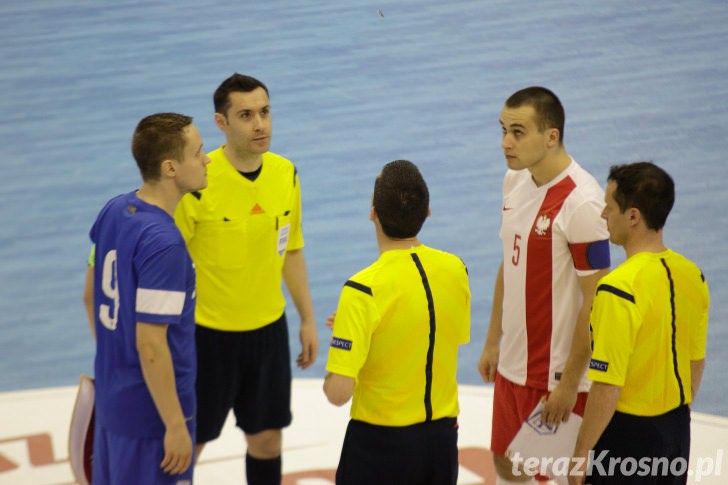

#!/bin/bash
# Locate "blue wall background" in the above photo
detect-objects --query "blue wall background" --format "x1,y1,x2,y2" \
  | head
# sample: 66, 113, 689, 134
1, 0, 726, 416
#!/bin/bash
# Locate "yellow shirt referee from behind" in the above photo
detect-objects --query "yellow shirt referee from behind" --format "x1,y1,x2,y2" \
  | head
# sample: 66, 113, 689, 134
327, 244, 470, 426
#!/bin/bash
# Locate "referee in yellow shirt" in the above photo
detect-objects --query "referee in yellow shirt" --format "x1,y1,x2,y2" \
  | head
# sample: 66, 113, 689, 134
324, 160, 471, 484
175, 74, 318, 484
570, 162, 710, 485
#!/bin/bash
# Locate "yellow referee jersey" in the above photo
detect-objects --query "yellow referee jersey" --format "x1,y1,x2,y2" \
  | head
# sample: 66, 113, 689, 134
587, 249, 709, 416
326, 244, 470, 426
174, 147, 304, 331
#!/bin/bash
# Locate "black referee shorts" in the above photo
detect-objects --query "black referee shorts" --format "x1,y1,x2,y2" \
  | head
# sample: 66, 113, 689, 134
588, 405, 690, 485
195, 314, 292, 442
336, 417, 459, 485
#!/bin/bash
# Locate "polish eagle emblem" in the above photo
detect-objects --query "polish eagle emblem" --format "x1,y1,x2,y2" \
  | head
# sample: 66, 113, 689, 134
534, 214, 551, 236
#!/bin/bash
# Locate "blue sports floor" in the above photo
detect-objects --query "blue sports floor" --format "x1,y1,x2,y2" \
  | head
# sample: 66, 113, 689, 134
1, 0, 727, 417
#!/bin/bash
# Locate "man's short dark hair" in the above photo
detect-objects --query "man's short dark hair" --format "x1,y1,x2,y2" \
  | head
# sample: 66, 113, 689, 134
131, 112, 192, 182
608, 161, 675, 231
373, 160, 429, 239
214, 73, 269, 116
505, 86, 565, 143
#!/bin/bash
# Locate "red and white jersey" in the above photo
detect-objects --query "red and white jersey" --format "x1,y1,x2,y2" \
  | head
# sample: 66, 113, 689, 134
498, 159, 610, 392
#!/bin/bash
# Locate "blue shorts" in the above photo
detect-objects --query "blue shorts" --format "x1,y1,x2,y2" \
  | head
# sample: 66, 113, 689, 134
92, 423, 195, 485
195, 313, 292, 441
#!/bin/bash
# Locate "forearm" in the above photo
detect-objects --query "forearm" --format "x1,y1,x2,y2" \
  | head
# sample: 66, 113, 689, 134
558, 305, 592, 391
83, 266, 96, 339
137, 324, 187, 430
324, 372, 355, 406
560, 270, 608, 390
574, 382, 621, 454
479, 262, 504, 383
484, 261, 504, 348
283, 249, 319, 368
282, 249, 315, 324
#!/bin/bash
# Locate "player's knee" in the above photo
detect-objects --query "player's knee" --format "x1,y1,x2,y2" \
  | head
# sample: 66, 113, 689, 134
245, 429, 282, 458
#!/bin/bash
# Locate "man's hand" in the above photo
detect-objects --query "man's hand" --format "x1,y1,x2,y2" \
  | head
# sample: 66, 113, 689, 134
297, 319, 318, 369
541, 383, 577, 427
326, 312, 336, 330
478, 342, 499, 383
480, 262, 504, 384
160, 422, 193, 475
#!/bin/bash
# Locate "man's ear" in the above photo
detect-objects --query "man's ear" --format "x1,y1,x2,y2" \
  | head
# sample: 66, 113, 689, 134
546, 128, 560, 148
160, 159, 176, 178
369, 206, 376, 222
427, 207, 431, 218
627, 207, 641, 226
214, 113, 227, 132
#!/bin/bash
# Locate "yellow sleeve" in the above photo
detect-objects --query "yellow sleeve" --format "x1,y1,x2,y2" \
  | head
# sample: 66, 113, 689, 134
326, 282, 380, 379
174, 192, 199, 245
587, 284, 640, 386
286, 170, 304, 251
690, 269, 710, 360
87, 244, 95, 267
459, 262, 471, 345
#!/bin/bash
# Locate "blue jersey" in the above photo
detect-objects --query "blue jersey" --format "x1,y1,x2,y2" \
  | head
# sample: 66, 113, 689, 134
89, 191, 196, 438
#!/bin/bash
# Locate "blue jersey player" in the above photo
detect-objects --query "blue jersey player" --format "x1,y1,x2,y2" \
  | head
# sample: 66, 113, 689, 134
83, 113, 210, 484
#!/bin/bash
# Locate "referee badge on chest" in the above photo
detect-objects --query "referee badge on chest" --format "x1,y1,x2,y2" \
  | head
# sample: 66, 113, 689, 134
277, 223, 290, 256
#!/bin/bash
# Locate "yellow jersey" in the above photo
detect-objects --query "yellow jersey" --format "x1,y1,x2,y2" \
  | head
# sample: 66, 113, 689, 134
174, 147, 304, 331
588, 249, 709, 416
326, 244, 470, 426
